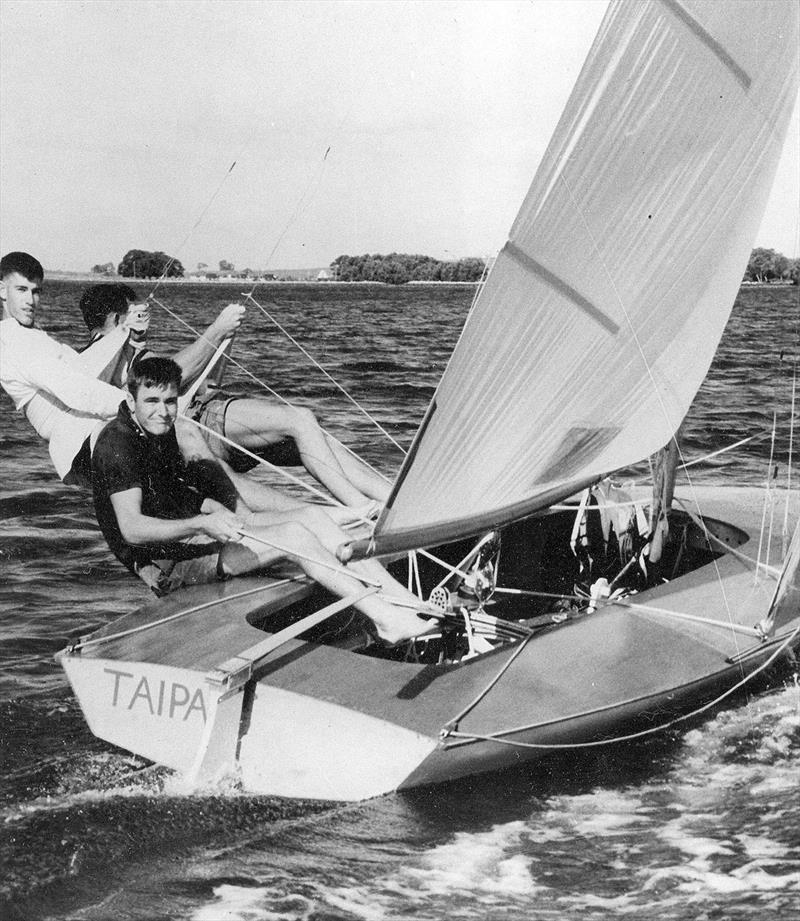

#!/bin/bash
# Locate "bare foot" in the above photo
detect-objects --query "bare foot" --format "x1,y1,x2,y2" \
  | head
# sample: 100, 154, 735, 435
372, 610, 437, 647
326, 501, 382, 528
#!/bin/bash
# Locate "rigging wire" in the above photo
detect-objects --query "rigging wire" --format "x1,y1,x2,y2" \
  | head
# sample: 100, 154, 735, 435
243, 291, 406, 452
784, 354, 798, 554
180, 412, 346, 511
243, 145, 333, 303
145, 148, 249, 304
140, 138, 398, 482
755, 412, 779, 582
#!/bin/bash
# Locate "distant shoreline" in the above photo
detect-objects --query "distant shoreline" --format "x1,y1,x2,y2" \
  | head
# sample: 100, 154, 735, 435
45, 273, 481, 286
46, 272, 796, 290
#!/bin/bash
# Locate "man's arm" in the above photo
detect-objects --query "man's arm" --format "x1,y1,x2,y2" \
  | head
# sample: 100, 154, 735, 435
0, 325, 123, 417
110, 487, 244, 545
172, 304, 245, 387
74, 324, 130, 380
76, 305, 150, 385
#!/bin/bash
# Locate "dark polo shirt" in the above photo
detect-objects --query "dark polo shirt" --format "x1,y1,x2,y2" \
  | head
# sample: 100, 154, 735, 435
92, 403, 230, 576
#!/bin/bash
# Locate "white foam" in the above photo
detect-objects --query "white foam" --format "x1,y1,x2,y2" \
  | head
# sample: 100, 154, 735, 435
643, 815, 800, 900
191, 885, 272, 921
163, 764, 244, 797
191, 884, 313, 921
540, 788, 646, 837
737, 833, 790, 861
324, 819, 545, 917
659, 821, 735, 861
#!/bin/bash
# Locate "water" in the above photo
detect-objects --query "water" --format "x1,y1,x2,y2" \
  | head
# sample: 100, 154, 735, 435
1, 281, 798, 920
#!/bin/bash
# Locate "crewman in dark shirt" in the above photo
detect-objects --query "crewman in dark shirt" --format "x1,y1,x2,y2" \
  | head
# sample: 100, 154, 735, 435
91, 356, 430, 644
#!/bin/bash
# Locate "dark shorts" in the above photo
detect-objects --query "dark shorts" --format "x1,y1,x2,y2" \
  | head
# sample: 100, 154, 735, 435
187, 391, 303, 474
63, 436, 92, 488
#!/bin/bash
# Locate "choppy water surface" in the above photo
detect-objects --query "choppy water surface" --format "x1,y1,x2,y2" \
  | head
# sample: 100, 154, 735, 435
1, 281, 798, 920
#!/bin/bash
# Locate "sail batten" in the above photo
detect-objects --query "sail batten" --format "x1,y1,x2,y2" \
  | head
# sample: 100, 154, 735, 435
661, 0, 751, 90
363, 0, 798, 559
503, 242, 620, 335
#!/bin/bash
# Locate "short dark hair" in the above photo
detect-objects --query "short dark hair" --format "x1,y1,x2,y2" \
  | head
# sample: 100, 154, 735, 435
1, 252, 44, 282
80, 283, 138, 331
127, 355, 182, 397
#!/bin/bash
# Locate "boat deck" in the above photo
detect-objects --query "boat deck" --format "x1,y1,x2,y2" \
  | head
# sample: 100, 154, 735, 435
66, 485, 799, 745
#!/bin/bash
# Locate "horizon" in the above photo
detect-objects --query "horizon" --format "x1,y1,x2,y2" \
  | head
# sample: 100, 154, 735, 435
1, 1, 798, 271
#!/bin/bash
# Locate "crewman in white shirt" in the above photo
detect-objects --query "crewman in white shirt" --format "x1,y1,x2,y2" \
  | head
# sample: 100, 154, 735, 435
0, 251, 140, 484
0, 251, 239, 486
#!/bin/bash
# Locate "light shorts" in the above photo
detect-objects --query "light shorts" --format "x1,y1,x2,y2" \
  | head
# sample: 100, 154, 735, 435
187, 390, 303, 474
136, 533, 264, 596
188, 389, 238, 441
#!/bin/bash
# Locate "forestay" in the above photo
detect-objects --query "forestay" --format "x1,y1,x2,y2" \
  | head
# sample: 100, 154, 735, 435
356, 0, 799, 558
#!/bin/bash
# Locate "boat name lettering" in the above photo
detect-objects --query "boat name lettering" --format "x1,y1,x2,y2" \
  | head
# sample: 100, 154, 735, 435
104, 667, 206, 722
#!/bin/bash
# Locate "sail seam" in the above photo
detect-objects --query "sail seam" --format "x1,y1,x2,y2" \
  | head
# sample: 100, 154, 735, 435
502, 241, 620, 335
661, 0, 752, 90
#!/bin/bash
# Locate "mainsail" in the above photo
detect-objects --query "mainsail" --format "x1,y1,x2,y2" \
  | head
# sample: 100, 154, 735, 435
355, 0, 799, 558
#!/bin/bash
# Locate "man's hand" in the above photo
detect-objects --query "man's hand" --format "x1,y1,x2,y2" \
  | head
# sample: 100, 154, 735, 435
211, 303, 246, 339
122, 303, 151, 334
197, 506, 244, 543
122, 303, 151, 350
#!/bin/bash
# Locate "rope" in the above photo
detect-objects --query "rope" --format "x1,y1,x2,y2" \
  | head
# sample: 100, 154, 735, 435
177, 336, 233, 412
180, 412, 345, 510
244, 292, 406, 453
237, 528, 382, 588
606, 597, 761, 638
146, 155, 243, 303
442, 633, 536, 734
428, 531, 501, 594
441, 619, 800, 750
783, 356, 797, 555
243, 145, 334, 303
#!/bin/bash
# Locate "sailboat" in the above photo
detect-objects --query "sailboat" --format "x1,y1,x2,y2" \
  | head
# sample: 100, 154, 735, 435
57, 0, 799, 801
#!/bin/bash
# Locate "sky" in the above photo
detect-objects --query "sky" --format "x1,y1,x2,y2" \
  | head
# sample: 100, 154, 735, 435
1, 0, 798, 273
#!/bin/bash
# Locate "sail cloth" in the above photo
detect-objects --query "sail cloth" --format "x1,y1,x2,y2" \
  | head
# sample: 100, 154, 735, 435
352, 0, 799, 559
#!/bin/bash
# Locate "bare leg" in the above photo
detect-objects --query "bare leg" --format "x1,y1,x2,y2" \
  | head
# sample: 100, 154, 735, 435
223, 399, 375, 507
325, 435, 391, 502
224, 466, 309, 513
174, 416, 319, 513
220, 520, 426, 644
244, 505, 422, 613
230, 472, 365, 525
174, 416, 216, 462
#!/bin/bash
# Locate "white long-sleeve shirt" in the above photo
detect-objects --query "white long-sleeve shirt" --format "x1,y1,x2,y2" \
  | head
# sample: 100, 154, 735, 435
0, 318, 129, 479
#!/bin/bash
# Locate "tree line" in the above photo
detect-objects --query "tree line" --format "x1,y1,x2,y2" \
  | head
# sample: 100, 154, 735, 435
330, 253, 486, 284
93, 250, 186, 279
743, 247, 799, 284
